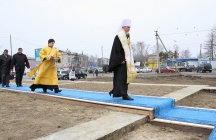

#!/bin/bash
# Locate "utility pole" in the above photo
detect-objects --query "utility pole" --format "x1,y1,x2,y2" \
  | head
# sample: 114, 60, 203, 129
101, 46, 104, 75
212, 32, 214, 60
200, 44, 202, 58
10, 35, 12, 56
155, 31, 160, 73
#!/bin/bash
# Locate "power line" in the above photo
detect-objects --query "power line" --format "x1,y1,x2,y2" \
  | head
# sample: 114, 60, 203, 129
162, 35, 202, 46
11, 36, 41, 47
0, 36, 9, 38
161, 29, 210, 36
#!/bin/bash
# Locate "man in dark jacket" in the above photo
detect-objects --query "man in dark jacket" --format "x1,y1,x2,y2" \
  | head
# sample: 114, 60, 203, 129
12, 48, 30, 87
0, 49, 13, 87
0, 67, 1, 85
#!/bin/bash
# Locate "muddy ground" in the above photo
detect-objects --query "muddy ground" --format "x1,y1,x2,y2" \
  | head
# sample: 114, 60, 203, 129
1, 75, 216, 140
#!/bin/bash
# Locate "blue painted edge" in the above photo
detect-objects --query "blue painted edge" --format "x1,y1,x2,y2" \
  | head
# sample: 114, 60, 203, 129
208, 126, 216, 140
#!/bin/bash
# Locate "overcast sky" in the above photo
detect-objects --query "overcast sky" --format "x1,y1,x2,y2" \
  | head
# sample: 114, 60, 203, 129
0, 0, 216, 59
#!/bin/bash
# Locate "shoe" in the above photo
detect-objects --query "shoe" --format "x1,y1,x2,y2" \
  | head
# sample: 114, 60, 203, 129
109, 89, 113, 96
43, 88, 47, 93
30, 88, 35, 92
19, 85, 23, 87
6, 85, 10, 87
54, 90, 62, 93
122, 96, 134, 100
2, 85, 5, 87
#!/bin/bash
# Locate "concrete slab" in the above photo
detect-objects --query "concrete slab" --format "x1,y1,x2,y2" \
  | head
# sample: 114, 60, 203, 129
36, 112, 147, 140
163, 85, 209, 101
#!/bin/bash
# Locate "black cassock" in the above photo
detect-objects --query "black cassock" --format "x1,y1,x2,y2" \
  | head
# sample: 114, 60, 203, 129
108, 35, 128, 97
0, 54, 12, 86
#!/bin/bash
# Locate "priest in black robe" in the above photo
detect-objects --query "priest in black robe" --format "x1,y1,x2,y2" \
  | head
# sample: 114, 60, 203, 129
108, 19, 137, 100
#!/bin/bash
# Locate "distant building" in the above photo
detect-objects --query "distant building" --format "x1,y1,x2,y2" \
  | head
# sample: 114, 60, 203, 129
147, 53, 158, 69
27, 57, 40, 72
148, 53, 157, 62
58, 50, 69, 69
164, 58, 216, 69
97, 58, 109, 67
58, 50, 88, 70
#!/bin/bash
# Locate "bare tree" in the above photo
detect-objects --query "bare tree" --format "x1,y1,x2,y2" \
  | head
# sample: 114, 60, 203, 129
180, 48, 192, 58
150, 44, 164, 54
203, 26, 216, 59
88, 55, 97, 67
132, 41, 150, 66
173, 44, 180, 53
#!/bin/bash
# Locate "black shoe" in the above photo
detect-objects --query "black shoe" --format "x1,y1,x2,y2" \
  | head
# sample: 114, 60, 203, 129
122, 96, 134, 100
19, 85, 23, 87
2, 85, 5, 87
43, 88, 47, 93
30, 88, 35, 92
54, 90, 62, 93
109, 89, 113, 96
6, 85, 10, 87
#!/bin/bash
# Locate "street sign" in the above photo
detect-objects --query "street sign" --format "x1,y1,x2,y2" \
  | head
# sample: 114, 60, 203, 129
35, 48, 42, 62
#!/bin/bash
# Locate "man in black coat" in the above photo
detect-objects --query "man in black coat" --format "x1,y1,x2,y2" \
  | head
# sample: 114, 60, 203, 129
0, 49, 13, 87
12, 48, 30, 87
0, 67, 1, 85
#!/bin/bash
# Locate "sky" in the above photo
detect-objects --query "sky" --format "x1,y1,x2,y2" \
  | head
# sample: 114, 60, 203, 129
0, 0, 216, 59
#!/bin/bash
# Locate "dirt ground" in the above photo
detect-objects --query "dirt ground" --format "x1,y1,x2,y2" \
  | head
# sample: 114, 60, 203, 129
120, 123, 209, 140
176, 90, 216, 109
0, 91, 111, 140
78, 74, 216, 86
1, 75, 216, 140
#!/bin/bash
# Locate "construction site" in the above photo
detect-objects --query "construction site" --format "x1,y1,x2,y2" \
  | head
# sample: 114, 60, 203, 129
1, 72, 216, 140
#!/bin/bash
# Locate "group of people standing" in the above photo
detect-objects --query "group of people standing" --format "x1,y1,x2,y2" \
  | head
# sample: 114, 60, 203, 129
0, 39, 62, 94
0, 48, 30, 87
0, 19, 137, 101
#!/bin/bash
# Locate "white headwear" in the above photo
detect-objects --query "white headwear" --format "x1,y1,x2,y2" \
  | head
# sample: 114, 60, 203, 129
117, 19, 131, 33
122, 19, 131, 27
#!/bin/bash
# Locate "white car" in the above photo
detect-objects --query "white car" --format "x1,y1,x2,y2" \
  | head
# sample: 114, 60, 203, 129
142, 67, 152, 73
136, 67, 141, 73
97, 68, 103, 73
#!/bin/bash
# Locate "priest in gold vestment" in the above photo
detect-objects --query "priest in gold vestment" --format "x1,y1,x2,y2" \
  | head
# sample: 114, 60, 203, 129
29, 39, 62, 93
108, 19, 137, 100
